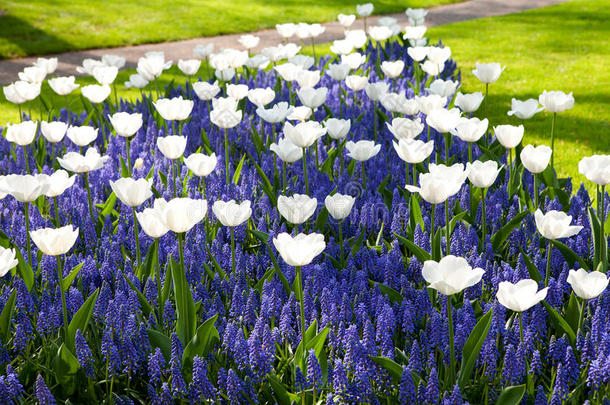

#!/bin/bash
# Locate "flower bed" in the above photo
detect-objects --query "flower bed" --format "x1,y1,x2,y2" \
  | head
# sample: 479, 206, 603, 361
0, 7, 608, 405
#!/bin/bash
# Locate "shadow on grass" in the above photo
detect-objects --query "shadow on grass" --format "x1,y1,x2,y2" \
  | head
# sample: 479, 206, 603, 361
0, 13, 74, 59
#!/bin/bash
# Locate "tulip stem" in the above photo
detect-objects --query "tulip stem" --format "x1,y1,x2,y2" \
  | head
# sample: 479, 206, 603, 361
373, 102, 378, 142
310, 38, 316, 64
447, 296, 455, 383
518, 311, 523, 343
125, 137, 132, 177
200, 176, 206, 200
56, 255, 70, 339
481, 188, 487, 251
18, 104, 23, 122
153, 238, 163, 326
302, 148, 309, 194
550, 112, 557, 170
24, 202, 32, 267
412, 164, 417, 187
430, 204, 436, 254
533, 174, 539, 210
545, 241, 552, 285
282, 161, 287, 194
338, 219, 344, 268
484, 83, 489, 146
224, 128, 230, 184
468, 143, 473, 163
445, 199, 451, 256
172, 159, 177, 197
53, 196, 60, 227
178, 232, 185, 271
507, 148, 513, 190
22, 145, 30, 174
577, 298, 585, 334
361, 161, 367, 190
132, 207, 141, 269
230, 227, 235, 274
444, 133, 450, 163
83, 172, 96, 233
601, 185, 606, 268
294, 265, 307, 381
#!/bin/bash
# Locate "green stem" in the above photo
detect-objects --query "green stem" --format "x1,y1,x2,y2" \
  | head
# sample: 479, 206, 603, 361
338, 219, 344, 268
445, 199, 451, 256
172, 159, 177, 197
310, 38, 316, 63
200, 176, 206, 200
468, 142, 473, 163
154, 239, 163, 326
225, 128, 230, 184
282, 161, 287, 194
601, 185, 606, 268
24, 202, 32, 266
22, 145, 30, 174
302, 148, 309, 194
444, 133, 450, 163
550, 112, 557, 170
484, 83, 489, 146
295, 265, 307, 377
132, 207, 141, 269
431, 204, 436, 252
53, 196, 60, 227
545, 241, 552, 285
125, 137, 132, 177
447, 296, 455, 382
481, 188, 487, 250
412, 164, 417, 187
507, 148, 513, 190
361, 161, 366, 190
577, 298, 585, 334
534, 174, 539, 210
373, 102, 377, 142
56, 255, 69, 339
518, 311, 523, 343
230, 227, 235, 274
83, 173, 96, 232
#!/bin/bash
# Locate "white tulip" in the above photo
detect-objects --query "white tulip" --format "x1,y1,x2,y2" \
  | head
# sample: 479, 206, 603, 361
30, 225, 79, 256
287, 106, 313, 122
426, 108, 461, 133
18, 66, 47, 84
494, 124, 524, 149
275, 63, 302, 82
5, 121, 37, 145
154, 96, 194, 121
578, 155, 610, 186
185, 153, 217, 177
227, 84, 249, 101
450, 117, 488, 143
466, 160, 502, 188
496, 279, 548, 312
406, 8, 428, 25
345, 75, 368, 91
101, 54, 126, 69
92, 65, 118, 85
137, 52, 172, 80
178, 59, 201, 76
364, 81, 390, 102
324, 193, 355, 220
423, 255, 484, 295
215, 68, 235, 82
381, 61, 404, 79
296, 70, 321, 89
66, 125, 98, 147
386, 117, 423, 141
37, 170, 76, 198
392, 139, 434, 164
534, 209, 583, 240
277, 194, 317, 225
356, 3, 373, 16
193, 81, 221, 101
455, 92, 484, 113
426, 79, 458, 98
289, 55, 315, 70
407, 46, 428, 62
326, 64, 351, 81
0, 174, 48, 202
136, 207, 170, 239
345, 29, 367, 48
194, 43, 215, 58
520, 145, 552, 174
125, 74, 149, 89
341, 53, 366, 70
428, 163, 470, 196
345, 140, 381, 162
539, 90, 574, 113
297, 87, 328, 110
338, 14, 356, 28
567, 269, 609, 300
3, 81, 40, 103
273, 232, 326, 267
57, 148, 109, 173
368, 26, 393, 42
283, 121, 326, 148
76, 59, 104, 76
110, 177, 153, 207
81, 84, 111, 104
210, 107, 242, 129
270, 138, 303, 163
380, 92, 419, 115
154, 198, 207, 233
0, 247, 18, 277
48, 76, 79, 96
40, 121, 68, 143
403, 26, 427, 40
256, 102, 293, 123
507, 98, 543, 120
427, 46, 451, 66
415, 94, 447, 115
276, 23, 297, 39
34, 57, 58, 74
247, 88, 275, 107
325, 118, 351, 140
472, 62, 505, 84
157, 136, 187, 160
109, 112, 143, 137
212, 200, 252, 227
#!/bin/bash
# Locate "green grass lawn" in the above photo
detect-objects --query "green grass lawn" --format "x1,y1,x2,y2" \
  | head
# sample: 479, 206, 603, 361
425, 0, 610, 187
0, 0, 461, 59
1, 0, 607, 188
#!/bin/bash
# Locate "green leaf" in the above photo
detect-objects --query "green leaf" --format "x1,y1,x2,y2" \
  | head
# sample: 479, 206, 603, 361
183, 314, 219, 367
550, 239, 589, 270
232, 154, 247, 185
137, 240, 159, 282
369, 280, 403, 304
542, 301, 576, 346
589, 207, 608, 271
53, 343, 79, 387
119, 154, 129, 177
267, 374, 296, 404
395, 233, 431, 263
315, 207, 329, 233
66, 288, 99, 352
14, 247, 34, 291
409, 194, 425, 231
518, 247, 542, 282
350, 228, 366, 256
147, 329, 172, 362
370, 356, 403, 383
294, 321, 330, 373
61, 262, 84, 292
490, 211, 529, 251
564, 293, 581, 333
496, 384, 526, 405
170, 256, 197, 345
458, 308, 493, 389
0, 289, 16, 342
251, 158, 277, 206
